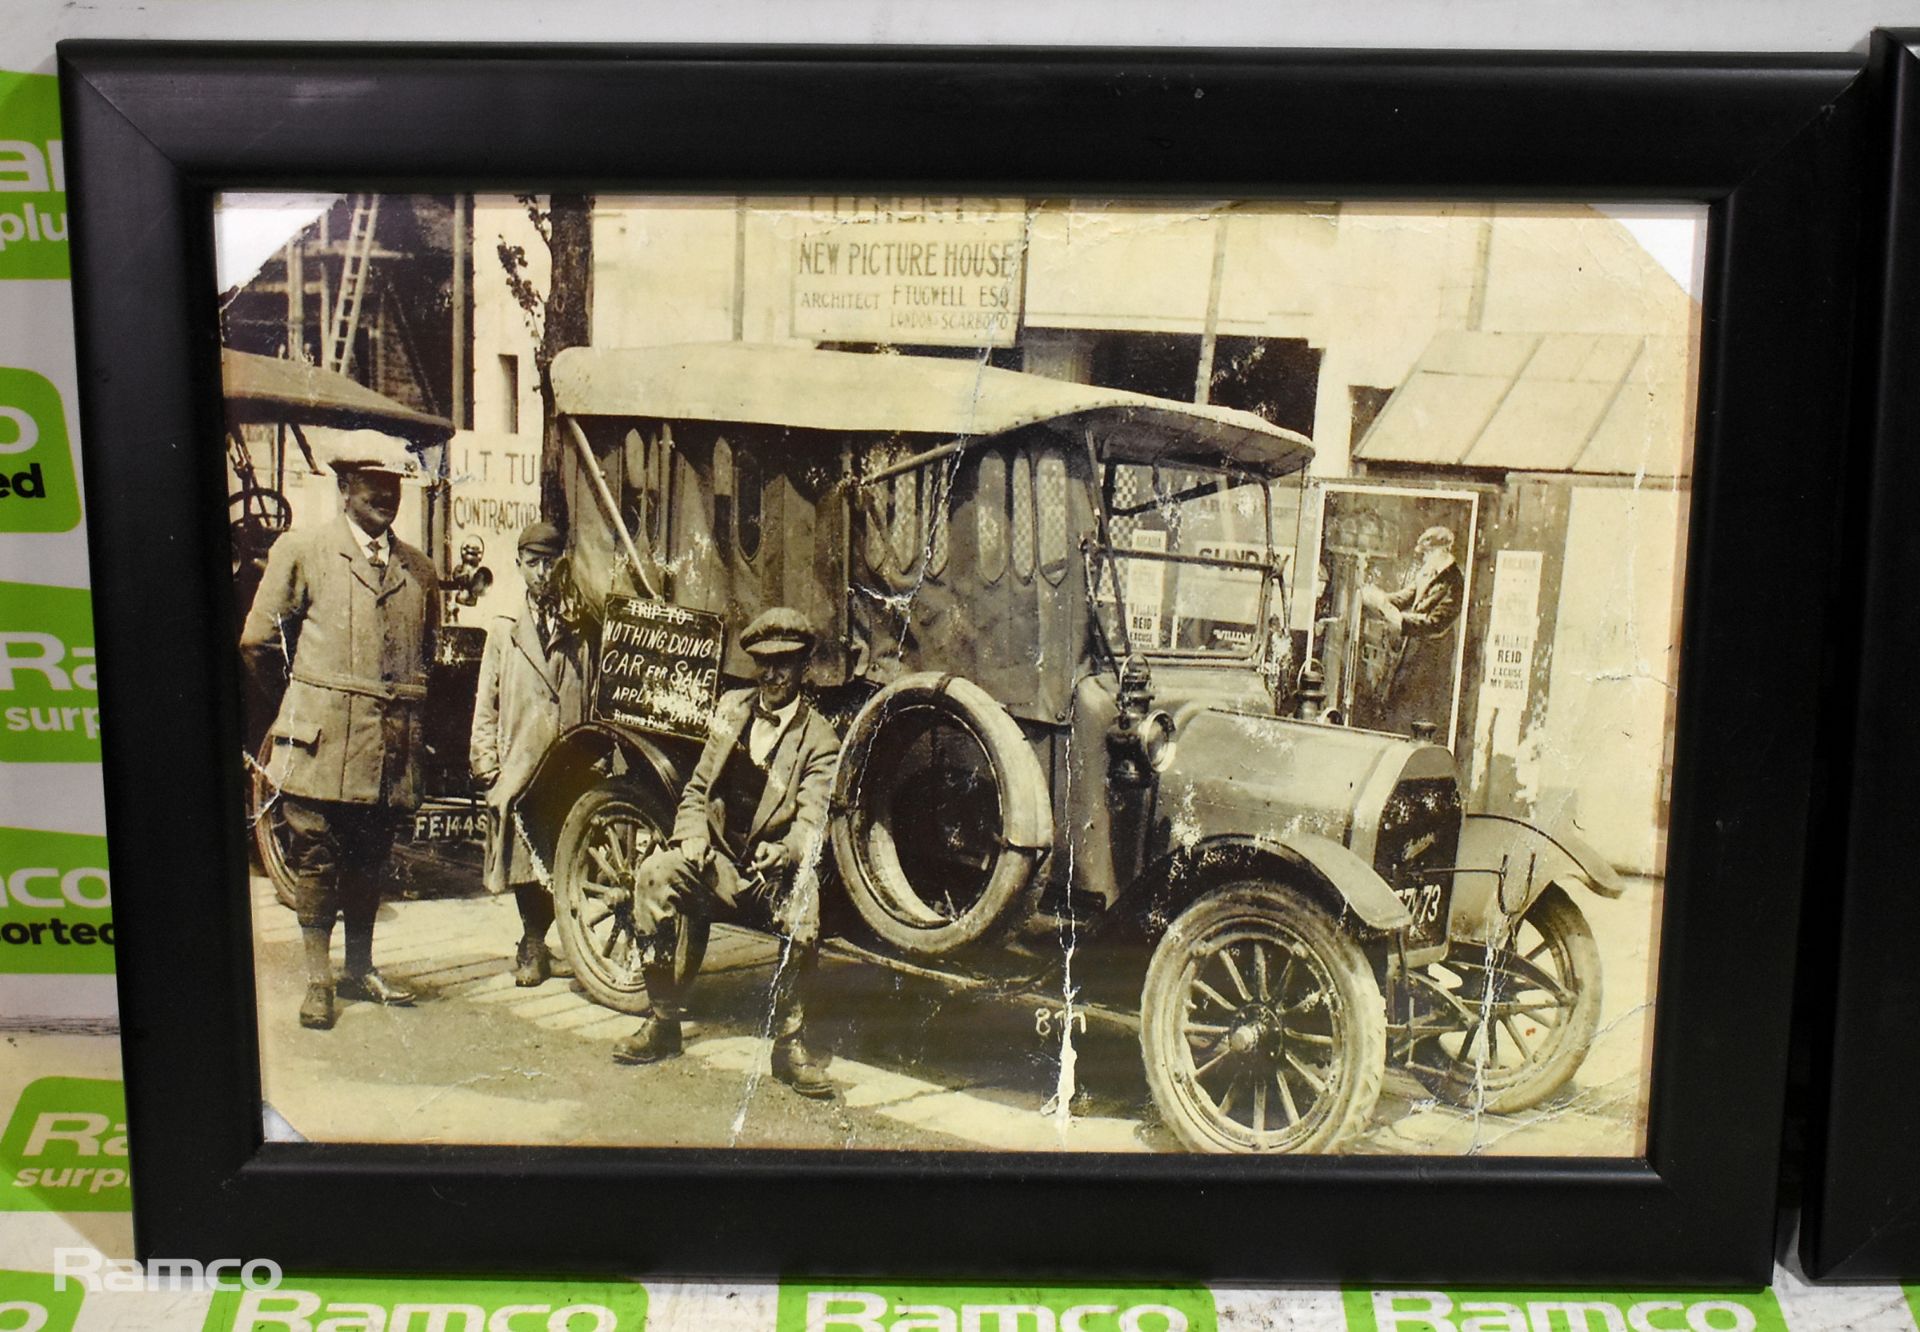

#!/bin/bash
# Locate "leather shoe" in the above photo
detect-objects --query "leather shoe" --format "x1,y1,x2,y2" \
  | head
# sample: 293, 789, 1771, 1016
611, 1017, 682, 1065
298, 983, 335, 1031
548, 951, 575, 980
513, 938, 552, 987
771, 1036, 834, 1099
339, 969, 416, 1006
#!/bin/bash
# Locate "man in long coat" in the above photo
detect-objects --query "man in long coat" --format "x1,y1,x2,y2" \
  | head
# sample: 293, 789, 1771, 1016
612, 607, 841, 1099
241, 434, 437, 1031
470, 521, 588, 985
1362, 524, 1466, 738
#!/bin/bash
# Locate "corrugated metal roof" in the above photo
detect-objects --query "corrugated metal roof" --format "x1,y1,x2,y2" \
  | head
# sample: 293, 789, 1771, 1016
551, 342, 1315, 477
1354, 331, 1692, 477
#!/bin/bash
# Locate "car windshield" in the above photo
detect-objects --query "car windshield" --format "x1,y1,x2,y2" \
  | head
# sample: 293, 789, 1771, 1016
1093, 462, 1273, 656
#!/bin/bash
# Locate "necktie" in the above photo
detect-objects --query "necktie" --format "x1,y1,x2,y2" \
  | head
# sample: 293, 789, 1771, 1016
367, 539, 386, 573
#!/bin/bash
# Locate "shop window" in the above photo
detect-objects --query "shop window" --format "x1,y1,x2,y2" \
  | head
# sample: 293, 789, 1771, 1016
736, 446, 763, 563
976, 451, 1007, 585
1010, 448, 1035, 581
1036, 451, 1070, 584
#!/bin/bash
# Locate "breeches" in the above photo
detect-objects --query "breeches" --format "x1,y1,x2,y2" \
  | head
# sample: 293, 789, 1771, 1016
637, 844, 819, 1028
281, 796, 399, 930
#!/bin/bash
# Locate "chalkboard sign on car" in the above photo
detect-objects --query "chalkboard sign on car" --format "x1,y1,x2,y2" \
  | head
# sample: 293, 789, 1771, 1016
592, 597, 724, 741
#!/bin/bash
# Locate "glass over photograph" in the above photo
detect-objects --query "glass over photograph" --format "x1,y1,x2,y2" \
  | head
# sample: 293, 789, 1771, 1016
215, 194, 1698, 1156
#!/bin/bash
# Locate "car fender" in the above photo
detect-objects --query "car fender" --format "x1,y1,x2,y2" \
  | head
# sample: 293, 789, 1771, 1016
514, 722, 688, 874
1132, 832, 1413, 935
1449, 813, 1625, 945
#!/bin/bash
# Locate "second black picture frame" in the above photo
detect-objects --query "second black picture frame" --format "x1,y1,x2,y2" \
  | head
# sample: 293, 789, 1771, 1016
60, 42, 1867, 1284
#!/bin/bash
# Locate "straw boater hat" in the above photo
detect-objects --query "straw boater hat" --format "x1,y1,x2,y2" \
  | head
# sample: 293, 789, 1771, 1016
322, 430, 418, 478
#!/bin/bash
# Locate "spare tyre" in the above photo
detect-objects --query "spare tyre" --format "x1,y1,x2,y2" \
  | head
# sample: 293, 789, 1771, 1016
832, 673, 1052, 955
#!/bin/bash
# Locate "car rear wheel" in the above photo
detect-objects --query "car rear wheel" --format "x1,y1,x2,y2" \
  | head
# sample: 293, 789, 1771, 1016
1141, 882, 1386, 1153
553, 779, 709, 1016
248, 744, 299, 910
1406, 885, 1602, 1113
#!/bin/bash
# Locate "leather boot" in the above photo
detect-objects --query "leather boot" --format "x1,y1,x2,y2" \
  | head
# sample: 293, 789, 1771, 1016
338, 969, 416, 1005
513, 937, 552, 987
298, 982, 335, 1031
612, 1016, 683, 1065
771, 1035, 833, 1099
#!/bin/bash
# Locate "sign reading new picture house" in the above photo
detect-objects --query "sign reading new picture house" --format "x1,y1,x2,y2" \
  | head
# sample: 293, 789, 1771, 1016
791, 200, 1028, 348
593, 597, 725, 741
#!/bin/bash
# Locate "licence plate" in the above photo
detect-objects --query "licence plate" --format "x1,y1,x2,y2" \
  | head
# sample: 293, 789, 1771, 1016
411, 808, 486, 843
1394, 878, 1451, 950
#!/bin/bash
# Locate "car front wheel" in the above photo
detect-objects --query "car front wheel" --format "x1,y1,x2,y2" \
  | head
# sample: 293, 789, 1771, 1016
1141, 881, 1386, 1153
552, 779, 709, 1016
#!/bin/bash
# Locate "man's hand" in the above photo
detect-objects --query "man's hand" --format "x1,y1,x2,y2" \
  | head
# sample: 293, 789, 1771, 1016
749, 840, 794, 877
679, 834, 712, 870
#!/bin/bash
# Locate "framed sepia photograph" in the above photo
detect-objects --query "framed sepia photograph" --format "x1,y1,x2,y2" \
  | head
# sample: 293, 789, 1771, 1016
1800, 28, 1920, 1284
61, 42, 1865, 1283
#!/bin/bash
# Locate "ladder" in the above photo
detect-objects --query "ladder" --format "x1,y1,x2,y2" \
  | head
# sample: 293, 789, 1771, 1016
322, 195, 380, 375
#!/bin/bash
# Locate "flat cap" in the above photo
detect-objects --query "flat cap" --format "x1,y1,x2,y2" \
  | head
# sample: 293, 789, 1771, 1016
740, 606, 816, 658
322, 429, 418, 478
517, 520, 565, 556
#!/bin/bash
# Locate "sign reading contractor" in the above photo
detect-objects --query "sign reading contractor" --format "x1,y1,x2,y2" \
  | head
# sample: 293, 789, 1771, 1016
0, 369, 80, 532
0, 583, 97, 762
0, 1077, 129, 1212
1347, 1288, 1787, 1332
779, 1281, 1215, 1332
0, 828, 112, 974
0, 73, 67, 280
792, 201, 1027, 348
593, 597, 724, 741
203, 1275, 648, 1332
0, 1269, 83, 1332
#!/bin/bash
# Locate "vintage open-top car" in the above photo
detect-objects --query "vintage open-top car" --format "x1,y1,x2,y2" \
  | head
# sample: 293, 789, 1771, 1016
501, 341, 1622, 1154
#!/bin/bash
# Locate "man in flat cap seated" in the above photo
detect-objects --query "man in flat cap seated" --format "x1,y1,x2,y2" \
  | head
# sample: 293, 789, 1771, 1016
241, 433, 436, 1031
471, 520, 588, 986
612, 607, 841, 1099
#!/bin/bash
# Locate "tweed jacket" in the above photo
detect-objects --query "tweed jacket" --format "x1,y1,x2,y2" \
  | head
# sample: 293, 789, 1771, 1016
470, 593, 589, 892
672, 687, 841, 870
240, 515, 437, 807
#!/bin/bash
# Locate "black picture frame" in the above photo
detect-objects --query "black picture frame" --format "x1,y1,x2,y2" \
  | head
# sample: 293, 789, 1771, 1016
58, 41, 1866, 1285
1798, 28, 1920, 1285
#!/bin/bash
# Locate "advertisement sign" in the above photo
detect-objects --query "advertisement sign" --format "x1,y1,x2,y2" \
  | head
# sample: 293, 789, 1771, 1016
791, 203, 1027, 348
204, 1277, 649, 1332
1347, 1289, 1787, 1332
593, 597, 724, 740
0, 368, 79, 533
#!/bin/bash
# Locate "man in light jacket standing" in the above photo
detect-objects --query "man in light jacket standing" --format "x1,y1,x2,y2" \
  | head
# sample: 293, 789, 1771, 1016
241, 435, 436, 1031
471, 520, 589, 986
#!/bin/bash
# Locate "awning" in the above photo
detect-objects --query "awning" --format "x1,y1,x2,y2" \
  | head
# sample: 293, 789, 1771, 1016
1353, 331, 1692, 478
552, 342, 1314, 478
221, 350, 455, 445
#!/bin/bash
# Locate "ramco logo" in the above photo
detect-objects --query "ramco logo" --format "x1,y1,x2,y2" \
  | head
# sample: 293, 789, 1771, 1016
1355, 1290, 1784, 1332
203, 1277, 648, 1332
0, 1269, 84, 1332
0, 369, 81, 533
778, 1283, 1214, 1332
0, 75, 70, 280
227, 1291, 621, 1331
0, 828, 114, 976
0, 584, 101, 762
0, 1077, 131, 1212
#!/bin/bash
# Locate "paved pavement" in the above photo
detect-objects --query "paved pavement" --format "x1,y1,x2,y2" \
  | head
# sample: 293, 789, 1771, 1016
251, 873, 1659, 1156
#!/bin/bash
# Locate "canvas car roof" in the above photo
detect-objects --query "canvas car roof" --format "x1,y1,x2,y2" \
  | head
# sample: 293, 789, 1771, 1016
552, 342, 1314, 477
221, 349, 456, 444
